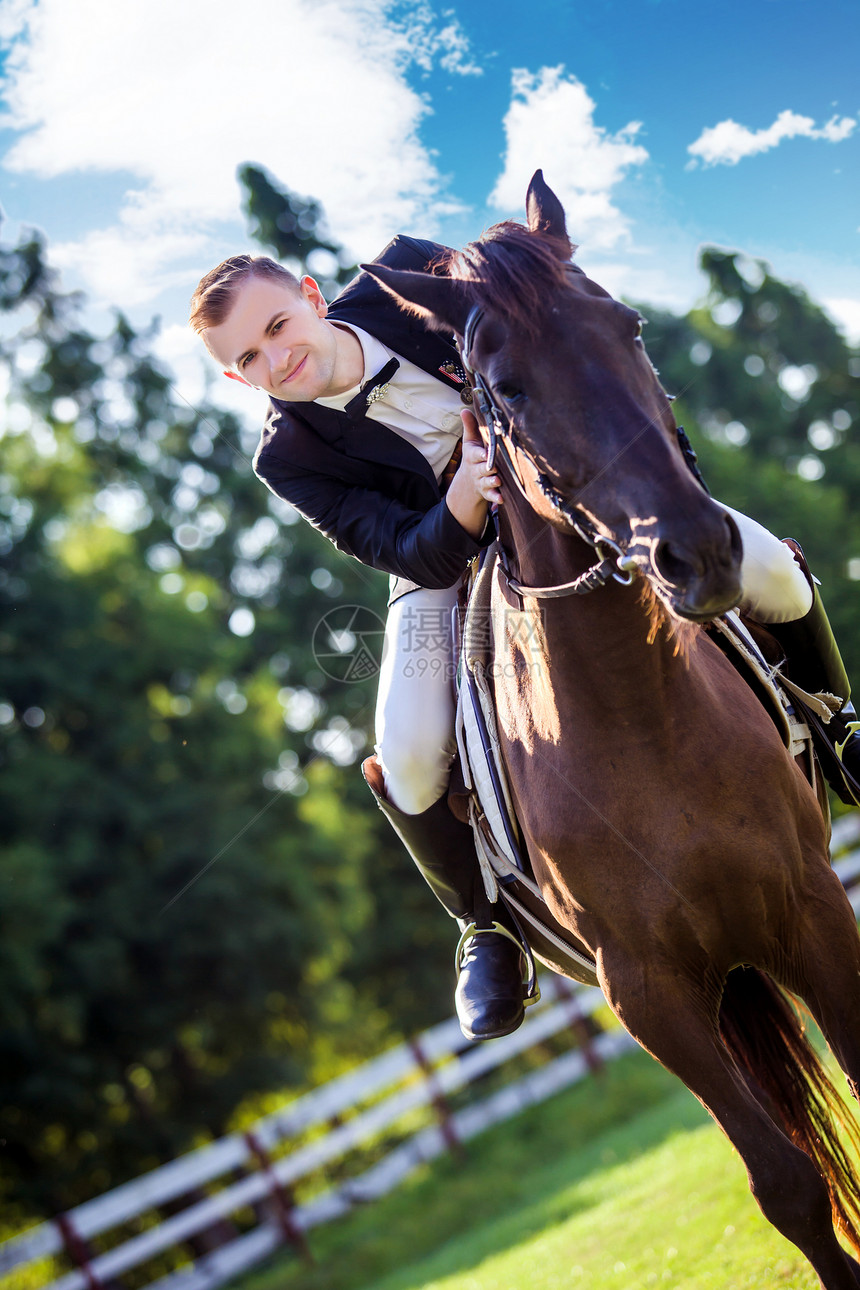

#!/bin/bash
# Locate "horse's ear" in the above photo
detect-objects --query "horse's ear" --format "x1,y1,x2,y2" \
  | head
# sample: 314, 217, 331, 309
525, 170, 573, 258
361, 264, 475, 337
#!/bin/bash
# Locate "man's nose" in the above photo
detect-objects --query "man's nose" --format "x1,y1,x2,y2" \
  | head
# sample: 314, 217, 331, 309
265, 337, 291, 376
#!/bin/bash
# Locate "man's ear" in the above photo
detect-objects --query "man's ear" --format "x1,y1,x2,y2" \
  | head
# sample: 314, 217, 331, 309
300, 275, 328, 318
224, 370, 252, 387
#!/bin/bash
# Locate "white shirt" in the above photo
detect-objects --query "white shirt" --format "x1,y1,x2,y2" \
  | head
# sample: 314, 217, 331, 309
315, 323, 464, 483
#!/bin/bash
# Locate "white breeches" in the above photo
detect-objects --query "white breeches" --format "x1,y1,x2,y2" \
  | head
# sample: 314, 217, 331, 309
375, 583, 461, 816
375, 503, 812, 816
721, 503, 812, 623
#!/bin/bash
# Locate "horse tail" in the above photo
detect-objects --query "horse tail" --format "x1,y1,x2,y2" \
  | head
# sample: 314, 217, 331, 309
718, 966, 860, 1257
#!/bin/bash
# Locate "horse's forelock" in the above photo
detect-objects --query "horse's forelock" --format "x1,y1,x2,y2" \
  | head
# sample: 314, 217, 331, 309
439, 222, 577, 332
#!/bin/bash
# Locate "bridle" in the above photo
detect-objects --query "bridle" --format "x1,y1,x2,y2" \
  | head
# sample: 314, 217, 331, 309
460, 297, 638, 600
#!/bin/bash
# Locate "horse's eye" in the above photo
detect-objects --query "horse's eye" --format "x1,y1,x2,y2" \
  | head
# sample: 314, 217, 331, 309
497, 382, 526, 405
634, 316, 645, 340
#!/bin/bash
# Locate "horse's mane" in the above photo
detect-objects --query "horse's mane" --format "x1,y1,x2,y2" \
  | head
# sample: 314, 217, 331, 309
437, 221, 576, 332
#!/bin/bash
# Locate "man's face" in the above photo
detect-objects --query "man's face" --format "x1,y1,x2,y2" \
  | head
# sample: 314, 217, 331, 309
205, 274, 342, 401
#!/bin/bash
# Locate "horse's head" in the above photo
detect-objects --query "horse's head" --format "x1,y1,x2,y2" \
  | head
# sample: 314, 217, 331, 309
364, 170, 743, 622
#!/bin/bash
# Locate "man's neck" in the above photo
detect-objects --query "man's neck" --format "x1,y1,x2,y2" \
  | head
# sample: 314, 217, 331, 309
326, 322, 365, 397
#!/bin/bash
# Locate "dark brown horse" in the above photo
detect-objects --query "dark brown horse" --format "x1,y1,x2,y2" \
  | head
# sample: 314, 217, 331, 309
367, 172, 860, 1288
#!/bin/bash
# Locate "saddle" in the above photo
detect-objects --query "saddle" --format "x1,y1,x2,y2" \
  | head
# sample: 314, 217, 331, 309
453, 543, 846, 986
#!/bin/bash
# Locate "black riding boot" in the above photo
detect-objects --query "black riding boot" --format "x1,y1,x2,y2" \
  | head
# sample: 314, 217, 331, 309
764, 543, 860, 805
362, 757, 526, 1040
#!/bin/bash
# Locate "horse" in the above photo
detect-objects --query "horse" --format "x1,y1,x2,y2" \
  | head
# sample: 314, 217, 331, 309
365, 171, 860, 1289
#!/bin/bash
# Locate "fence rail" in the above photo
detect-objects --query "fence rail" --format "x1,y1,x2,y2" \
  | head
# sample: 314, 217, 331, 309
5, 810, 860, 1290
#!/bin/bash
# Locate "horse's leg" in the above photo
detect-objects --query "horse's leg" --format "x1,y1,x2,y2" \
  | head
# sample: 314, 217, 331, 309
600, 958, 860, 1290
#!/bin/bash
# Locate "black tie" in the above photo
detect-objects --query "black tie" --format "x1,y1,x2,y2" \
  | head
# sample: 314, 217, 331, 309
344, 357, 400, 421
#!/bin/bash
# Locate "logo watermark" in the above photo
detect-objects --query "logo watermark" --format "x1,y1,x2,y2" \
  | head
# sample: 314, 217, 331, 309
311, 602, 547, 684
311, 604, 387, 682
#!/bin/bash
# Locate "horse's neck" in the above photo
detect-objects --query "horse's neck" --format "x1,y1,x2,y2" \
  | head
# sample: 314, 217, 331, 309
498, 501, 594, 586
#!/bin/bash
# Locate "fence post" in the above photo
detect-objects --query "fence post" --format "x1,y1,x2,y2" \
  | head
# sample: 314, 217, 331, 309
408, 1038, 463, 1157
243, 1131, 312, 1263
54, 1213, 103, 1290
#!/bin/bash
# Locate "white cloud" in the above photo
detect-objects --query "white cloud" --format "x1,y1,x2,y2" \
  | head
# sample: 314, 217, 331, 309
406, 4, 483, 77
687, 109, 856, 167
50, 226, 210, 309
824, 297, 860, 345
489, 67, 648, 251
0, 0, 471, 306
582, 255, 702, 316
436, 21, 483, 77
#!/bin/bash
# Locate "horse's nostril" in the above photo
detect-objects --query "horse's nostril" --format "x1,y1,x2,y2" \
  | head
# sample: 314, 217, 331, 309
654, 539, 703, 585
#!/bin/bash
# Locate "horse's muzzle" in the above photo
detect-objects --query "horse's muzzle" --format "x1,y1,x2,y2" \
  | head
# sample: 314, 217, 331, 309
651, 509, 744, 621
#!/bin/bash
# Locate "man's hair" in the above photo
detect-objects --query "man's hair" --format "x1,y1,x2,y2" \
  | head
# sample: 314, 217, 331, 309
188, 255, 301, 338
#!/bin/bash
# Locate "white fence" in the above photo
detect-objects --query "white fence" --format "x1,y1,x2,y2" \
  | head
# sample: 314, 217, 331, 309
4, 811, 860, 1290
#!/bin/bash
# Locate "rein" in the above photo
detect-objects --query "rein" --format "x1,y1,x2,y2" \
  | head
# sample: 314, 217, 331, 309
461, 302, 637, 601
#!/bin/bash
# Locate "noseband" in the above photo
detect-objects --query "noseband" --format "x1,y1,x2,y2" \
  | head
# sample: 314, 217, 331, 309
460, 300, 637, 600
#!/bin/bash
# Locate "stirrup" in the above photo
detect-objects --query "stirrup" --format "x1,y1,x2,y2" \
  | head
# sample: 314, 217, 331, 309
455, 920, 541, 1008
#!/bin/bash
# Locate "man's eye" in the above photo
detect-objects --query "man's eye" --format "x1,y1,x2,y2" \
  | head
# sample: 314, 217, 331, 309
271, 319, 284, 334
241, 352, 256, 369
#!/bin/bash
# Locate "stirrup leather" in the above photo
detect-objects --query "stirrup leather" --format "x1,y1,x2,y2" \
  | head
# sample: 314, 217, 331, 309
455, 920, 541, 1008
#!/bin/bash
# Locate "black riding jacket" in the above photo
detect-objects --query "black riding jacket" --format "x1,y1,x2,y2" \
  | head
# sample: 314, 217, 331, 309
253, 235, 486, 590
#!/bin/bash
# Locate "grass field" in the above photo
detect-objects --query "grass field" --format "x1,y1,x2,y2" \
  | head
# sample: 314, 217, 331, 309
240, 1047, 829, 1290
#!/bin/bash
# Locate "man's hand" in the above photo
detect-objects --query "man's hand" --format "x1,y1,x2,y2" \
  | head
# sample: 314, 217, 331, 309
444, 409, 503, 539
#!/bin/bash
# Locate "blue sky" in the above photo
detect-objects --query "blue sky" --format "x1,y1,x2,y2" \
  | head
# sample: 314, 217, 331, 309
0, 0, 858, 406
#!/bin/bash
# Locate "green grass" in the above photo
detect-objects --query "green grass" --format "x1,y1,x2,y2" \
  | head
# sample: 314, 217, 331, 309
239, 1049, 824, 1290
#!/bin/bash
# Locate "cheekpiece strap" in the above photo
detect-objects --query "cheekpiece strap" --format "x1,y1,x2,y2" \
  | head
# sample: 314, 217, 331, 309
676, 425, 710, 494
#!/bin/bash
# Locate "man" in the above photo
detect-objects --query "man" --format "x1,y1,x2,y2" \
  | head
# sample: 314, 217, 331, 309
190, 233, 860, 1041
190, 235, 528, 1041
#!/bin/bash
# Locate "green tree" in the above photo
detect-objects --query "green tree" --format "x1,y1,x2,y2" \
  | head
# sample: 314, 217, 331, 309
636, 249, 860, 680
0, 224, 416, 1217
239, 164, 357, 296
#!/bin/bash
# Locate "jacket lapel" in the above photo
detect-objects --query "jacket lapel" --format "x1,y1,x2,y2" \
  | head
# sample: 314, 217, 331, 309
340, 416, 438, 487
294, 402, 346, 447
278, 399, 438, 490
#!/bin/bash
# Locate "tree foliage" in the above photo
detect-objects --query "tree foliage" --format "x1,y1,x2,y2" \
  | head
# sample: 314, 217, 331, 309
238, 164, 357, 296
0, 208, 448, 1217
635, 250, 860, 676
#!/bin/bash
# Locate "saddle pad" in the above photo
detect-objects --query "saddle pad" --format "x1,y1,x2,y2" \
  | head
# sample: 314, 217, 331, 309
455, 550, 521, 878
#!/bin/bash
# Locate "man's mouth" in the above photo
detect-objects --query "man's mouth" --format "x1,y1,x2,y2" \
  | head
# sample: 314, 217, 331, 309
282, 355, 307, 384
